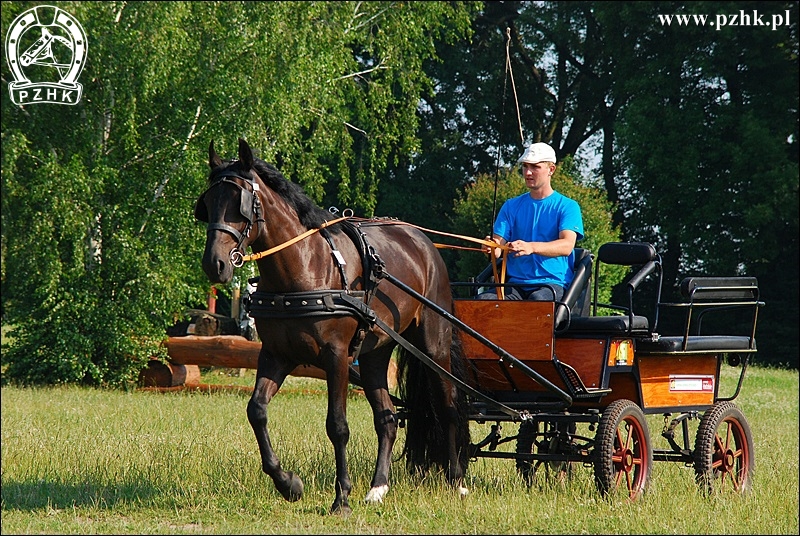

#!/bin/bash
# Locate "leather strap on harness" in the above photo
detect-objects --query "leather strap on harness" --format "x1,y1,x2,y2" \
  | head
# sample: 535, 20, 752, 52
244, 219, 384, 361
247, 290, 369, 319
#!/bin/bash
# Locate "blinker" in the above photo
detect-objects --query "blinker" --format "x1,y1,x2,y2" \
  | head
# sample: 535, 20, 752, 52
194, 172, 258, 224
194, 193, 209, 222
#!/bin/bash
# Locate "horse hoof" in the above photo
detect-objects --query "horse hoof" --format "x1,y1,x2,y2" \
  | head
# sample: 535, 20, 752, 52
330, 502, 352, 516
277, 472, 304, 502
364, 484, 389, 504
458, 485, 469, 498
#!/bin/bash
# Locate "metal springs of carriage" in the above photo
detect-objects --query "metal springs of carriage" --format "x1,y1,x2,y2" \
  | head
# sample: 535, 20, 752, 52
404, 241, 762, 500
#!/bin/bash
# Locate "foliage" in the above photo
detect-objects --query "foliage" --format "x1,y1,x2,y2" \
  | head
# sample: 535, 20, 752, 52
1, 1, 477, 386
399, 1, 798, 367
1, 0, 797, 385
593, 1, 799, 365
450, 155, 624, 303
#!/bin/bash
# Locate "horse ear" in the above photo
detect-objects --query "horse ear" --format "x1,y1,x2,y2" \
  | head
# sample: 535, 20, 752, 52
209, 140, 222, 169
238, 138, 254, 170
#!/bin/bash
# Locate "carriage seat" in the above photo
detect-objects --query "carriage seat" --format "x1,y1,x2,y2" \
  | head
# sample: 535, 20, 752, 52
565, 314, 650, 334
636, 335, 755, 354
554, 248, 593, 331
558, 242, 660, 336
636, 276, 760, 355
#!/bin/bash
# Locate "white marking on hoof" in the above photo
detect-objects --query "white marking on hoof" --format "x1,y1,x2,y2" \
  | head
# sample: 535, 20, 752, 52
458, 485, 469, 498
365, 484, 389, 504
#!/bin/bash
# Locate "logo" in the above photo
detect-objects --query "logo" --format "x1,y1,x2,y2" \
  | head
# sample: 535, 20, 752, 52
5, 5, 87, 106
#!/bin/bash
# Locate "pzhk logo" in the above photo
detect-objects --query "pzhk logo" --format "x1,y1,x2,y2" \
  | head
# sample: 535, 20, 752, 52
5, 5, 87, 106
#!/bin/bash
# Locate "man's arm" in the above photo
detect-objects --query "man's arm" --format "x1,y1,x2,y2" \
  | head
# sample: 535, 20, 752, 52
507, 229, 577, 257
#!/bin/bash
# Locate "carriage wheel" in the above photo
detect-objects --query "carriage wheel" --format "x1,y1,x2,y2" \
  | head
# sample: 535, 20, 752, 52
593, 399, 652, 500
515, 419, 540, 486
693, 401, 754, 495
516, 420, 574, 487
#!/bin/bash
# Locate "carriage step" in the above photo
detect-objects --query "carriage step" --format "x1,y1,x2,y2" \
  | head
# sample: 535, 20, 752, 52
554, 359, 611, 399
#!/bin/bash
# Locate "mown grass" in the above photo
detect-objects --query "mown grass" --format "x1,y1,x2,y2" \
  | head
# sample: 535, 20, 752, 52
1, 365, 797, 534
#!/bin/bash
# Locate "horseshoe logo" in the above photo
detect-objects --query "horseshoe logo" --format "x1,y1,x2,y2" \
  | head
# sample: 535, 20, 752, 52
5, 5, 87, 105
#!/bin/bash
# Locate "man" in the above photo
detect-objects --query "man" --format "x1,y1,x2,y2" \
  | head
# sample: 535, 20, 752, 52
478, 142, 584, 301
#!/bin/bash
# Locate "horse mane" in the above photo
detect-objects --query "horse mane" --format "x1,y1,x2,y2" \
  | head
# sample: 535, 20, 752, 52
210, 157, 337, 231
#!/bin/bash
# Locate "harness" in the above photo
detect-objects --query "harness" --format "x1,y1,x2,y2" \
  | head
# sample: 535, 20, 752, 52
195, 175, 527, 418
242, 218, 386, 360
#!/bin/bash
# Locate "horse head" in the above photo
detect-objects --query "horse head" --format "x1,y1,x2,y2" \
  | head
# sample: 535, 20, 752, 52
195, 138, 262, 284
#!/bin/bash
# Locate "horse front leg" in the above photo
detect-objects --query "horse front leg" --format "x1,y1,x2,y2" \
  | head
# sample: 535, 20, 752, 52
247, 349, 303, 502
324, 347, 353, 515
358, 349, 397, 505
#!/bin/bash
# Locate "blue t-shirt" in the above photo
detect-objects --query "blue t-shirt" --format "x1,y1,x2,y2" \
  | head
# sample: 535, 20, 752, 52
493, 191, 584, 290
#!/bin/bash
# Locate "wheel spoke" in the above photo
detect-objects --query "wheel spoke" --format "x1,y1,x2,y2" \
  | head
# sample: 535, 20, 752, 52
729, 468, 742, 491
615, 466, 625, 486
623, 422, 633, 451
724, 421, 733, 451
714, 432, 726, 453
624, 467, 633, 494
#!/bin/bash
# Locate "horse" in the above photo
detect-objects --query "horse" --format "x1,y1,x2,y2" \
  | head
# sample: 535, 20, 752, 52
193, 138, 470, 514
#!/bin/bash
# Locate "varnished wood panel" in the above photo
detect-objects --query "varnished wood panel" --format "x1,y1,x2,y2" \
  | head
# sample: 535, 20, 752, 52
454, 300, 555, 361
466, 359, 564, 393
554, 338, 607, 389
638, 355, 718, 409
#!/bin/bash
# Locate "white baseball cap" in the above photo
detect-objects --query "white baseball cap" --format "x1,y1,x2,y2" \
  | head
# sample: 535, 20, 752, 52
517, 142, 557, 164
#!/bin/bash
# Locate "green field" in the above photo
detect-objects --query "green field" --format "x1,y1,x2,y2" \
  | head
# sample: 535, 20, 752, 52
1, 365, 797, 534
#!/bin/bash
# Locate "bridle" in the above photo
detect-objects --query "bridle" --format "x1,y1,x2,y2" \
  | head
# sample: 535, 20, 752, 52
194, 169, 264, 265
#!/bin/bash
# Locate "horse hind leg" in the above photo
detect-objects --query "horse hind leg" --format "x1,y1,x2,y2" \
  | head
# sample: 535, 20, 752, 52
358, 347, 398, 505
400, 317, 470, 498
247, 352, 304, 502
444, 330, 471, 498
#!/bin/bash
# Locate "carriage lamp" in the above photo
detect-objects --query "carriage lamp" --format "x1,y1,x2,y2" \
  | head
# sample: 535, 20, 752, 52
608, 339, 634, 366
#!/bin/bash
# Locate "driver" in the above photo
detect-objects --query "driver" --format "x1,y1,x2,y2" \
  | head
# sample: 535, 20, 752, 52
478, 142, 584, 301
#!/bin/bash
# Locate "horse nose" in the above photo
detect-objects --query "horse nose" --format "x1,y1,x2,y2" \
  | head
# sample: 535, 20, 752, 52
214, 257, 227, 278
202, 249, 233, 284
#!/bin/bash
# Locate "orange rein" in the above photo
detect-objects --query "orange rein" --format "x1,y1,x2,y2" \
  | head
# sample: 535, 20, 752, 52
230, 215, 351, 267
230, 215, 512, 298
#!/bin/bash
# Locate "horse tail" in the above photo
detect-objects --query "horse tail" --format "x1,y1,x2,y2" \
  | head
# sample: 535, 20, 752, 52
397, 321, 471, 477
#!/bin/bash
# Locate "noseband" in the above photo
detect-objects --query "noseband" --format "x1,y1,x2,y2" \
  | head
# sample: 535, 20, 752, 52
194, 170, 263, 265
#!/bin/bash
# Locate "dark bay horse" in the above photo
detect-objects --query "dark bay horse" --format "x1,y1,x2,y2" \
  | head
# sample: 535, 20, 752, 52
194, 138, 470, 514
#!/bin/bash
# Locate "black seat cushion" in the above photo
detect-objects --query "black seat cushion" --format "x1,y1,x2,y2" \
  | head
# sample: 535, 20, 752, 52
564, 315, 650, 334
636, 335, 755, 354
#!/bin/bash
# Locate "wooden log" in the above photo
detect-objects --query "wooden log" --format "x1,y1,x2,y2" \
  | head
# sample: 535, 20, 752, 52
163, 335, 396, 389
138, 359, 201, 387
166, 335, 261, 368
164, 335, 329, 382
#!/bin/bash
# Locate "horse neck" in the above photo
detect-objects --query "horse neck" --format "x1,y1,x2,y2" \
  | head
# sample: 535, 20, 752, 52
251, 178, 338, 292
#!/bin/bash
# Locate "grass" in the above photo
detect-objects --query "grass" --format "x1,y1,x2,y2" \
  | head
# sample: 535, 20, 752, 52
1, 365, 798, 534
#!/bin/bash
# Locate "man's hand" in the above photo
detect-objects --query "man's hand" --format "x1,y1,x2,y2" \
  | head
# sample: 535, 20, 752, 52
482, 235, 503, 259
508, 240, 533, 256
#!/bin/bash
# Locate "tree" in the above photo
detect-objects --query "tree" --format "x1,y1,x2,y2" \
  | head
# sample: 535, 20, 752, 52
1, 1, 477, 386
395, 1, 798, 366
596, 1, 799, 365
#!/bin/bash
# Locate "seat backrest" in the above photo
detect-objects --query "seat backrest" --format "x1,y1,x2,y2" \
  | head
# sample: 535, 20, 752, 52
554, 248, 593, 330
591, 241, 662, 322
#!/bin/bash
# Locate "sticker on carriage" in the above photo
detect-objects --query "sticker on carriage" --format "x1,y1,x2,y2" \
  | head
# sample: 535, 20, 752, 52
668, 374, 715, 392
5, 5, 87, 106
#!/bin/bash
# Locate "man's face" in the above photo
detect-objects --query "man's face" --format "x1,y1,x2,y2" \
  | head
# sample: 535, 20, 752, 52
521, 161, 553, 189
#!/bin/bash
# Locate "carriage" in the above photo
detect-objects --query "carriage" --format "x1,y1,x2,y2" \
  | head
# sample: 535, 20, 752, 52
442, 242, 760, 499
194, 138, 762, 512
